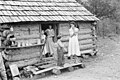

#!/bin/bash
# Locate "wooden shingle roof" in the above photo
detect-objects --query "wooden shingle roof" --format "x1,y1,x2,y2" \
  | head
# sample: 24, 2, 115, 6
0, 0, 99, 23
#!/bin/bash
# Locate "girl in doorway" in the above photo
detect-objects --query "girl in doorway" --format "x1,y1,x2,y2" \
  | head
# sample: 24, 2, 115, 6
45, 25, 55, 57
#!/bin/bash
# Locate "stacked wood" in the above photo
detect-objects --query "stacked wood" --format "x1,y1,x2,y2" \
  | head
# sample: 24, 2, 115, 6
61, 26, 97, 56
3, 44, 43, 68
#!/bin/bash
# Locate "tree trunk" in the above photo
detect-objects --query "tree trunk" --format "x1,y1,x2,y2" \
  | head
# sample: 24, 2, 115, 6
103, 23, 105, 39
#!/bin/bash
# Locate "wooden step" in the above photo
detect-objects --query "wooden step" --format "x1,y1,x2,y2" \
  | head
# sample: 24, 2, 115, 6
32, 67, 55, 75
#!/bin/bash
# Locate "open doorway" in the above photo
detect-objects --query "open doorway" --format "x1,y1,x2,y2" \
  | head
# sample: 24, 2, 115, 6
41, 24, 54, 31
41, 23, 58, 42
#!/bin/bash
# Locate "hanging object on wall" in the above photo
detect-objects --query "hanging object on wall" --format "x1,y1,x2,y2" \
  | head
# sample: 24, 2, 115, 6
10, 27, 14, 32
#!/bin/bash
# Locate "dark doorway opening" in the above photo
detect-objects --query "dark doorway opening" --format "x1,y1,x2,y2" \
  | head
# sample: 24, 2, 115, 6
41, 24, 54, 31
41, 23, 58, 42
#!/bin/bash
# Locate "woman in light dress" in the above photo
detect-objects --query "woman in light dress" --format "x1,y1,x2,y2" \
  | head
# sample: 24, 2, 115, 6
41, 30, 47, 56
45, 25, 55, 56
68, 22, 81, 59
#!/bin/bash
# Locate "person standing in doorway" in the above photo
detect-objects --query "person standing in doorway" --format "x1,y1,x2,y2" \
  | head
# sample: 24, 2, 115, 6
68, 22, 81, 61
45, 25, 55, 57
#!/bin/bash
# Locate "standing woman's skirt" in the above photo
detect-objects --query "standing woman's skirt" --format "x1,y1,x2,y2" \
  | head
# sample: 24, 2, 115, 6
46, 37, 55, 55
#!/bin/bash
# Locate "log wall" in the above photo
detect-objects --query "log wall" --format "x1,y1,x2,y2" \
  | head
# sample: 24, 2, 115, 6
4, 22, 97, 68
12, 23, 40, 46
59, 22, 97, 55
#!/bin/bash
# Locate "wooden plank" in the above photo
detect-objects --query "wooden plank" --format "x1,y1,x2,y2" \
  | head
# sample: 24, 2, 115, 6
39, 24, 42, 60
80, 44, 95, 50
6, 57, 54, 68
80, 39, 93, 45
9, 64, 20, 77
53, 63, 82, 70
63, 39, 93, 47
6, 57, 41, 68
79, 29, 92, 34
32, 67, 54, 75
63, 44, 95, 52
34, 59, 55, 67
16, 35, 40, 40
60, 28, 92, 36
81, 49, 93, 54
38, 63, 56, 69
5, 44, 43, 55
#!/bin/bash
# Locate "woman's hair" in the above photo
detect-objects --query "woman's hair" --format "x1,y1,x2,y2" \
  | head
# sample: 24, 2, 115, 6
70, 21, 76, 28
70, 21, 76, 25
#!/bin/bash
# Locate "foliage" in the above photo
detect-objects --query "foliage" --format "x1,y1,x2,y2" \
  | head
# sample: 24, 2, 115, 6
77, 0, 120, 37
79, 0, 117, 20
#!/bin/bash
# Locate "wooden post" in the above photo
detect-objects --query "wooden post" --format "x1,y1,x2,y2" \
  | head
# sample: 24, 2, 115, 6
39, 24, 42, 60
39, 24, 42, 42
103, 23, 105, 39
54, 24, 57, 42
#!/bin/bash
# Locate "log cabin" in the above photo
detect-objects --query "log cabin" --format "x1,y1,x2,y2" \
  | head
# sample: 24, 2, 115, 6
0, 0, 99, 68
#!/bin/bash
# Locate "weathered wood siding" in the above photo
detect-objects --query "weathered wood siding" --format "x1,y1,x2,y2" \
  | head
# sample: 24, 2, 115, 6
12, 23, 40, 46
59, 22, 96, 55
5, 22, 97, 68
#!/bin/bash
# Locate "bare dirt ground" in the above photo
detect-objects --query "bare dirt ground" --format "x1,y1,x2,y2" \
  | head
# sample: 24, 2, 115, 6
37, 36, 120, 80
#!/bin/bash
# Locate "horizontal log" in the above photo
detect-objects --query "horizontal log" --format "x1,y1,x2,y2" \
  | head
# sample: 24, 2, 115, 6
39, 63, 55, 69
63, 44, 96, 52
16, 34, 39, 40
15, 28, 93, 40
5, 44, 43, 55
61, 29, 92, 36
81, 49, 93, 54
79, 29, 92, 34
6, 57, 41, 68
34, 59, 55, 66
5, 52, 41, 62
80, 44, 95, 50
6, 57, 55, 68
80, 39, 93, 45
63, 39, 94, 47
62, 34, 93, 42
